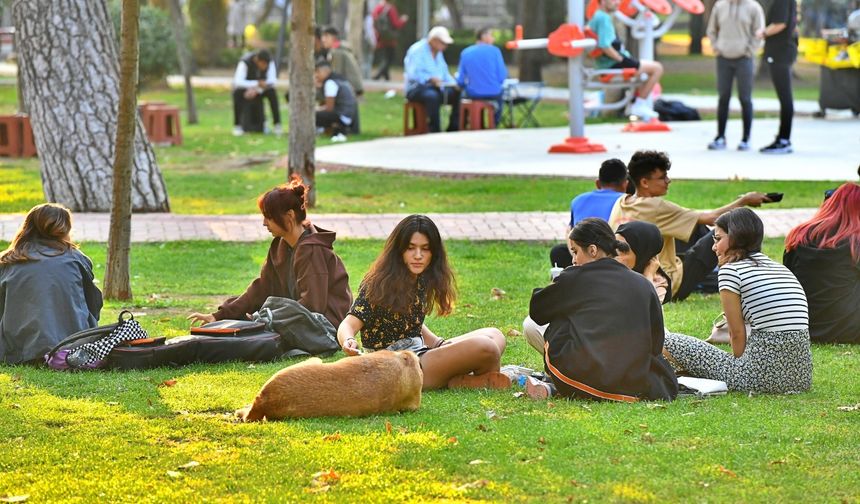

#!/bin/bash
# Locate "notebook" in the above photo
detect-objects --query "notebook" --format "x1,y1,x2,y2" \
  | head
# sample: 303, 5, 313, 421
677, 376, 728, 397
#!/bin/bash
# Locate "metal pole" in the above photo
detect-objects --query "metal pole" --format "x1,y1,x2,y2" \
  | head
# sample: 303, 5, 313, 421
417, 0, 430, 39
568, 0, 585, 138
275, 0, 290, 78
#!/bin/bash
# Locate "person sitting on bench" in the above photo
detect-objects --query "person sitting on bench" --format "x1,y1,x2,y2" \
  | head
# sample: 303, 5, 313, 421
404, 26, 460, 133
314, 61, 359, 140
232, 49, 282, 136
588, 0, 663, 121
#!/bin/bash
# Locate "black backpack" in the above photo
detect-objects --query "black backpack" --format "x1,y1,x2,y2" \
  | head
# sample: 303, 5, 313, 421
373, 6, 396, 41
654, 99, 701, 121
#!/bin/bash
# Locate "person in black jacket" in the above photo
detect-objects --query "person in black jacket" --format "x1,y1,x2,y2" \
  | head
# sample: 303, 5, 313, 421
526, 218, 678, 401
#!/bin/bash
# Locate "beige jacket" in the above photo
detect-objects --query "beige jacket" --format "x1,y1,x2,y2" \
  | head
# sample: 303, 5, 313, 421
707, 0, 765, 59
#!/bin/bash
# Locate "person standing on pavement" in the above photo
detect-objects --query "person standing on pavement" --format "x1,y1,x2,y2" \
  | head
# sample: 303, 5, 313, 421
456, 27, 507, 126
758, 0, 799, 154
371, 0, 408, 81
706, 0, 765, 152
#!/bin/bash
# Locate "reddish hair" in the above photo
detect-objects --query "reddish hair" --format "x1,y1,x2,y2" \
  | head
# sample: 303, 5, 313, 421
785, 182, 860, 262
256, 175, 308, 230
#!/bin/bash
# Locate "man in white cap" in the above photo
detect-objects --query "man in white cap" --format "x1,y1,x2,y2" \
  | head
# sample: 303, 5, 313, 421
404, 26, 460, 132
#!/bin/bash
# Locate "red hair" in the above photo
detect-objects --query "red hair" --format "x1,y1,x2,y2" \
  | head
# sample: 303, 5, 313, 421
256, 175, 308, 230
785, 182, 860, 262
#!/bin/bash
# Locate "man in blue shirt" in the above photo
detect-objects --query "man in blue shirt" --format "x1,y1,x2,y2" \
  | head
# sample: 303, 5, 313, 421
457, 27, 507, 126
549, 158, 629, 268
404, 26, 460, 132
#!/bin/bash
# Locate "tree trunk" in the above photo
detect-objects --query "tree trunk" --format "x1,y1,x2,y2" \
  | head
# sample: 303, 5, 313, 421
104, 0, 140, 301
12, 0, 170, 213
168, 0, 198, 124
289, 0, 317, 207
517, 0, 546, 82
190, 0, 228, 67
346, 0, 364, 69
442, 0, 464, 30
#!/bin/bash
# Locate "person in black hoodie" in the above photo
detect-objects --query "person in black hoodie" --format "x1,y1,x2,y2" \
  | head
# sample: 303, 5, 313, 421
188, 176, 352, 328
526, 218, 678, 401
784, 182, 860, 343
615, 220, 672, 304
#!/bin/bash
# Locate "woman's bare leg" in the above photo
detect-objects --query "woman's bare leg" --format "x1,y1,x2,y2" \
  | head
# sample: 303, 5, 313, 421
419, 327, 505, 390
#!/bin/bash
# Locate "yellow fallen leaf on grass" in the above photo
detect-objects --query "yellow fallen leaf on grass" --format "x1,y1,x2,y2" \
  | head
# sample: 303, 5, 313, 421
457, 479, 489, 491
468, 459, 486, 465
323, 433, 342, 442
0, 496, 29, 503
166, 471, 182, 478
717, 465, 737, 478
177, 461, 200, 470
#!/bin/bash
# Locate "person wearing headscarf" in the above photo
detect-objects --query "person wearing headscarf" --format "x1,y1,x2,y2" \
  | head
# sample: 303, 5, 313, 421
616, 221, 672, 303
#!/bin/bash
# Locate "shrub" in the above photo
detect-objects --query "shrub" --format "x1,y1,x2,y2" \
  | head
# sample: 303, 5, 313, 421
109, 3, 179, 84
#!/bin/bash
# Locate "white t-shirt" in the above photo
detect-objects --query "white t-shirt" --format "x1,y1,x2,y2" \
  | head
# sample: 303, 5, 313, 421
323, 80, 353, 125
718, 252, 808, 332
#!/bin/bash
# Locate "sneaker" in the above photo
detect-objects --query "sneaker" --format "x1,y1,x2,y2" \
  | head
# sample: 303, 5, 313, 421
447, 371, 512, 390
232, 125, 244, 137
330, 133, 347, 143
737, 140, 750, 151
707, 137, 727, 150
525, 376, 552, 400
629, 98, 656, 121
760, 138, 793, 154
273, 123, 283, 136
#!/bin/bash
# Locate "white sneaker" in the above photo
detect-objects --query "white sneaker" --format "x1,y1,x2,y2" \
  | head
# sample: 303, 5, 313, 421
330, 133, 347, 143
232, 126, 244, 137
273, 123, 283, 136
629, 98, 656, 121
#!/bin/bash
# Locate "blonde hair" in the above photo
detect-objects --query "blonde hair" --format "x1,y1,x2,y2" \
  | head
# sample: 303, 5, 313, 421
0, 203, 78, 265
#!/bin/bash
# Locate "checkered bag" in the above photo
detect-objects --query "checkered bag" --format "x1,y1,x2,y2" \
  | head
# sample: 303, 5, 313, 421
45, 311, 149, 370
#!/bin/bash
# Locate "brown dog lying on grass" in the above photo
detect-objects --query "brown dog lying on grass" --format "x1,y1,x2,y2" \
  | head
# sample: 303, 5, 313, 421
237, 350, 423, 421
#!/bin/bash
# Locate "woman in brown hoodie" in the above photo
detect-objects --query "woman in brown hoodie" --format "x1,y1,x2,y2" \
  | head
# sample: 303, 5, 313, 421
188, 177, 351, 327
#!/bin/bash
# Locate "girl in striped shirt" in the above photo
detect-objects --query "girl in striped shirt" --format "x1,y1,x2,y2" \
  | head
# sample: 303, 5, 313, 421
663, 208, 812, 393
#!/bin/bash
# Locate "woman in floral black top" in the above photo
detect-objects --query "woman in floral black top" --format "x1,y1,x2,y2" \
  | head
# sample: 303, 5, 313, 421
337, 215, 510, 390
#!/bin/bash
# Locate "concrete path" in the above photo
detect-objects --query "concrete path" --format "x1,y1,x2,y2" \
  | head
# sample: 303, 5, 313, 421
0, 209, 816, 243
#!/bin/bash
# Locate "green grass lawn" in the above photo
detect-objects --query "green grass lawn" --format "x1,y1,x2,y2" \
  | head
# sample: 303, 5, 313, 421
1, 238, 858, 502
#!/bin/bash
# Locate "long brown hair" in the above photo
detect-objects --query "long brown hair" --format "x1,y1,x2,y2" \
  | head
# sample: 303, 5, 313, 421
362, 215, 455, 316
0, 203, 77, 265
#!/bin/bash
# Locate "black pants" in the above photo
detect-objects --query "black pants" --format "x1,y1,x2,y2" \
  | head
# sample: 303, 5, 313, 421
716, 56, 754, 141
674, 229, 719, 302
373, 46, 395, 80
316, 110, 348, 134
768, 60, 794, 140
232, 87, 281, 127
406, 84, 460, 133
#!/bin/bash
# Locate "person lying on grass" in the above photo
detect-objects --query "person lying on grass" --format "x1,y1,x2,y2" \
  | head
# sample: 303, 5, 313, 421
188, 176, 352, 330
337, 214, 510, 390
1, 203, 102, 364
525, 218, 678, 402
664, 208, 812, 393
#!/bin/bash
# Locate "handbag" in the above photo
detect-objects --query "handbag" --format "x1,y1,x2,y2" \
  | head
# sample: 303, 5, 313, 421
45, 311, 149, 370
705, 312, 751, 345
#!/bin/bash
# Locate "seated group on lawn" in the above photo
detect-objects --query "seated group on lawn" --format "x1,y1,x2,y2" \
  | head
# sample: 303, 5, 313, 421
2, 162, 858, 404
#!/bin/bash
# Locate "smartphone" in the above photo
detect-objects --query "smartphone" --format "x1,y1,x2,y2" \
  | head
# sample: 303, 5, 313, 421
765, 192, 784, 203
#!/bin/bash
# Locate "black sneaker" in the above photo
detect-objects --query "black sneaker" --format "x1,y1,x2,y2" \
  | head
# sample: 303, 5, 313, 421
760, 138, 793, 154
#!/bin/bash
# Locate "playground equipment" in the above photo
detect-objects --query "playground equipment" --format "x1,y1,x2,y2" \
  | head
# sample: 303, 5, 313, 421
506, 0, 606, 153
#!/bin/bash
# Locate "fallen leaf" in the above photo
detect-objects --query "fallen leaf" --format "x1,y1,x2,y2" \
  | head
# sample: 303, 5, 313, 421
385, 421, 392, 434
10, 404, 20, 409
538, 437, 546, 445
638, 423, 648, 429
161, 379, 177, 387
397, 426, 408, 434
465, 314, 476, 318
106, 402, 119, 406
640, 432, 655, 444
457, 479, 489, 491
490, 288, 506, 300
323, 433, 342, 442
512, 391, 525, 398
166, 471, 182, 478
547, 402, 555, 408
769, 459, 786, 465
717, 465, 737, 478
646, 403, 667, 410
447, 436, 458, 444
837, 403, 860, 412
506, 328, 522, 337
0, 496, 29, 503
477, 424, 488, 432
468, 459, 486, 465
569, 479, 587, 488
247, 364, 256, 369
486, 410, 498, 420
311, 469, 340, 485
177, 461, 200, 470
